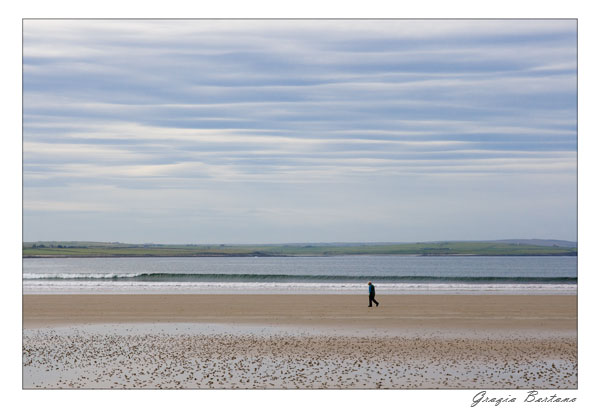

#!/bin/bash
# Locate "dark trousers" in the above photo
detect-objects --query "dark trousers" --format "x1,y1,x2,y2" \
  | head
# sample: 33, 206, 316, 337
369, 294, 379, 307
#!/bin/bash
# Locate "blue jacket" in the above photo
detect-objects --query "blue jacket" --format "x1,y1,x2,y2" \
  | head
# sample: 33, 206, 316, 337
369, 284, 375, 296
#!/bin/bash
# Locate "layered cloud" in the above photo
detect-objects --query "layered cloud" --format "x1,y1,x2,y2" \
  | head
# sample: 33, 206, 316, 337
23, 20, 577, 243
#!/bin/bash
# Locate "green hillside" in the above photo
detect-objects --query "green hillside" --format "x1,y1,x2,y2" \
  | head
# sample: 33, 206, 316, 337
22, 241, 577, 258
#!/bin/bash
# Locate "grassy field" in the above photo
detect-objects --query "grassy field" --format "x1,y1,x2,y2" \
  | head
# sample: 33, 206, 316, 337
22, 241, 577, 258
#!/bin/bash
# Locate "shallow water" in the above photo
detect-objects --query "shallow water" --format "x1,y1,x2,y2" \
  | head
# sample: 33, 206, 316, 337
23, 256, 577, 295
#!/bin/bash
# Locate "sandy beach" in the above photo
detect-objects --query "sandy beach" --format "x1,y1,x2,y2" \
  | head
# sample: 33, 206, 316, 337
22, 294, 577, 389
23, 294, 576, 330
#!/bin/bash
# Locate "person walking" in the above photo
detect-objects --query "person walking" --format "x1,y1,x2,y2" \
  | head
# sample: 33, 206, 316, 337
368, 281, 379, 307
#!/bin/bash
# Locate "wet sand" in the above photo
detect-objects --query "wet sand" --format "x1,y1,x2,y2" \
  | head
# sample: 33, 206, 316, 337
22, 294, 577, 389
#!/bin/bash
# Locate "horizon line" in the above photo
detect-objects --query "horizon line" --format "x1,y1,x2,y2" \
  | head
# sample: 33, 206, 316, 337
22, 238, 578, 246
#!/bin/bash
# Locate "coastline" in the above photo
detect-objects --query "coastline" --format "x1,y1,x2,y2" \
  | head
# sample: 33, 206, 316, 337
21, 241, 578, 258
22, 253, 578, 259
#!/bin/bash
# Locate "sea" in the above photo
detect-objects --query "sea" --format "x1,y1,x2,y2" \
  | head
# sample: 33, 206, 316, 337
22, 255, 576, 295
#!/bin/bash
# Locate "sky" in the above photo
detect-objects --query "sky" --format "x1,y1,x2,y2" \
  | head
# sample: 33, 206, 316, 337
22, 19, 577, 244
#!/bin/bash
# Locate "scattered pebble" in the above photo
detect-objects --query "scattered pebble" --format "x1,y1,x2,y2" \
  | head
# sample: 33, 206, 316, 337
22, 324, 577, 389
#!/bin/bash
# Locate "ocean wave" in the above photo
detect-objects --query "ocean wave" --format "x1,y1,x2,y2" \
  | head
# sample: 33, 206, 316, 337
22, 272, 577, 284
22, 280, 578, 296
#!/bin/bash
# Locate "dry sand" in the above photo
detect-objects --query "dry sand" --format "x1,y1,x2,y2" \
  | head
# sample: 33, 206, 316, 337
23, 294, 576, 330
22, 294, 577, 389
